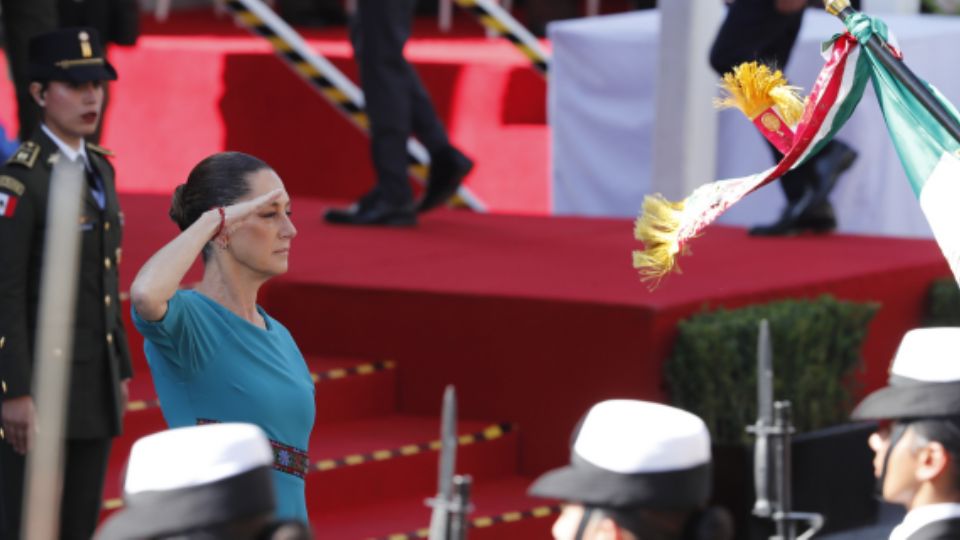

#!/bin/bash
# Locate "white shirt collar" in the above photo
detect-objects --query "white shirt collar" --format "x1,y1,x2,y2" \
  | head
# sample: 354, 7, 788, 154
890, 503, 960, 540
40, 123, 90, 169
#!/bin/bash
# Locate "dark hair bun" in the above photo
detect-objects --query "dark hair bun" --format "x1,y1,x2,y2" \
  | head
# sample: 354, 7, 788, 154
167, 152, 270, 233
169, 183, 188, 229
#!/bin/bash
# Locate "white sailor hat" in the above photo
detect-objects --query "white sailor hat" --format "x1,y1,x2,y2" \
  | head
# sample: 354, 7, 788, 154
96, 423, 277, 540
852, 328, 960, 421
529, 400, 712, 510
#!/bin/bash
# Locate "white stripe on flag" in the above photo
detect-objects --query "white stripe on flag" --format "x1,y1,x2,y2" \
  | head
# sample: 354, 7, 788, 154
919, 151, 960, 286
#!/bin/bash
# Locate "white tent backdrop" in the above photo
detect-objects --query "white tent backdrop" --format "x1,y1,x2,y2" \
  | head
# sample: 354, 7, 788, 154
548, 9, 960, 237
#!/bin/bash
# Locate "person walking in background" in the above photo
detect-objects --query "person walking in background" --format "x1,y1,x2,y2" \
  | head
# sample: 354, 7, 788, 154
710, 0, 858, 236
324, 0, 474, 227
130, 151, 315, 521
0, 28, 133, 539
529, 399, 734, 540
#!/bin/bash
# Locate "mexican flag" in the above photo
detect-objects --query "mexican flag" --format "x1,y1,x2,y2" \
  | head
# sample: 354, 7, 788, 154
633, 13, 960, 286
855, 17, 960, 284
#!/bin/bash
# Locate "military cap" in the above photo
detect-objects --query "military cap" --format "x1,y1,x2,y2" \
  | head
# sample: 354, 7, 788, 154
852, 327, 960, 421
29, 28, 118, 83
95, 423, 276, 539
529, 399, 712, 511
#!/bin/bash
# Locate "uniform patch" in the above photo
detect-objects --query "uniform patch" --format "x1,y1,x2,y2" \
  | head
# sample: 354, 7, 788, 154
7, 141, 39, 169
0, 192, 19, 218
0, 175, 25, 196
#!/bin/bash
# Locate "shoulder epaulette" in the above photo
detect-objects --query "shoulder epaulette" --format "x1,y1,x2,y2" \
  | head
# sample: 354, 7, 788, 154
86, 142, 114, 157
6, 141, 40, 169
0, 175, 25, 196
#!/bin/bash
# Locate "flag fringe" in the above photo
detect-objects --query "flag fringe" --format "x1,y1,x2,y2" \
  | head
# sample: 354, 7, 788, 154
632, 194, 686, 283
716, 62, 805, 126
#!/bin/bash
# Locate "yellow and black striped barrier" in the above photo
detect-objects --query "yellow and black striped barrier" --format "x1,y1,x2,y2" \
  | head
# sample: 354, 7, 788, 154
454, 0, 550, 76
311, 359, 396, 383
374, 503, 562, 540
222, 0, 484, 211
314, 422, 514, 472
103, 421, 514, 511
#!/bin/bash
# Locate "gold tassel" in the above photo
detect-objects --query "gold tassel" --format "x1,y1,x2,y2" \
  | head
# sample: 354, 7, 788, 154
715, 62, 804, 126
633, 194, 686, 283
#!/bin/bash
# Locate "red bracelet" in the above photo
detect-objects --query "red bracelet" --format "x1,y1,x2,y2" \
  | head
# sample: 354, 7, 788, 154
213, 207, 226, 238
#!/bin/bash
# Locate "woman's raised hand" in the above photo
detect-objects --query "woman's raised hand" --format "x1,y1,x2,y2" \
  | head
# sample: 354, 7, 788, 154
217, 188, 285, 239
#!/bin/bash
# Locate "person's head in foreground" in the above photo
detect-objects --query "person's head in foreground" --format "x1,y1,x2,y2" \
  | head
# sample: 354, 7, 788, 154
170, 151, 296, 277
851, 327, 960, 539
529, 399, 734, 540
95, 423, 311, 540
28, 27, 117, 144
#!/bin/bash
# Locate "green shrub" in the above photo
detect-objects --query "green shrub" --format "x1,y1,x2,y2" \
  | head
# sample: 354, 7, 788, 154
665, 296, 878, 445
923, 278, 960, 327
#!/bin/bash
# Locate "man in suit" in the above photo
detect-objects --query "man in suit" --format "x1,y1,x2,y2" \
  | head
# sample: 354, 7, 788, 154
0, 27, 133, 539
324, 0, 474, 227
851, 328, 960, 540
710, 0, 858, 235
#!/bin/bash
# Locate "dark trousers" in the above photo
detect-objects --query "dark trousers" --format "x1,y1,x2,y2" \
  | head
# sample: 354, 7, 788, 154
1, 437, 112, 539
351, 0, 451, 205
1, 0, 57, 141
709, 0, 833, 206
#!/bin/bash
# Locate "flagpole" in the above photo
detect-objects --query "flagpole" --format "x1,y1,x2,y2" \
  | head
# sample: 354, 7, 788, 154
824, 0, 960, 145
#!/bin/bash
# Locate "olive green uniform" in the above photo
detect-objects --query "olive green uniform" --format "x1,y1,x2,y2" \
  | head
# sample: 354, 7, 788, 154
0, 129, 132, 538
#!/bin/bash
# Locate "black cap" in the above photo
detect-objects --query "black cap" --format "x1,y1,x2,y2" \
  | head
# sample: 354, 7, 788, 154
28, 28, 118, 83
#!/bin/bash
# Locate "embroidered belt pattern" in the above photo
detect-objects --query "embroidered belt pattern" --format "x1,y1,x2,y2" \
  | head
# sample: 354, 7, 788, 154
196, 418, 309, 479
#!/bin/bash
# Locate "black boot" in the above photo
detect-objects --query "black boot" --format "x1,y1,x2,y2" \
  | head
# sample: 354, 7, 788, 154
808, 140, 857, 211
748, 200, 836, 236
417, 145, 474, 213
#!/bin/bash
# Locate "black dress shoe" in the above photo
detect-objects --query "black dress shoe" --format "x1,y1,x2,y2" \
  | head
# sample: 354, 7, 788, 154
749, 201, 836, 236
418, 146, 474, 213
324, 196, 417, 227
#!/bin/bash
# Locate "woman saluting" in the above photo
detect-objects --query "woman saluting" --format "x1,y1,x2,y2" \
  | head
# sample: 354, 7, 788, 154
130, 152, 315, 521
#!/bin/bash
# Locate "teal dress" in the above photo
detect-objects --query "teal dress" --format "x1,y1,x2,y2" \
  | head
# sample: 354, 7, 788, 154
132, 290, 315, 521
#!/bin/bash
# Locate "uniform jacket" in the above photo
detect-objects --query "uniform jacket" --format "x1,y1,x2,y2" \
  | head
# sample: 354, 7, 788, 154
0, 129, 132, 439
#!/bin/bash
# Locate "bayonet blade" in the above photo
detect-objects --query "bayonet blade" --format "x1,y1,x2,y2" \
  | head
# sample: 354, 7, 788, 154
438, 385, 457, 500
758, 319, 774, 424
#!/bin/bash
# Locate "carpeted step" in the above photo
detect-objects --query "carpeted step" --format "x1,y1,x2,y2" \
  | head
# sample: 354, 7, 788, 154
309, 475, 558, 540
103, 414, 518, 520
306, 416, 518, 511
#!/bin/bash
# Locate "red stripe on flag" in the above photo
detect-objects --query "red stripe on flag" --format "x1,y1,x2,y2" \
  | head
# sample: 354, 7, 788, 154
753, 33, 857, 192
0, 193, 18, 218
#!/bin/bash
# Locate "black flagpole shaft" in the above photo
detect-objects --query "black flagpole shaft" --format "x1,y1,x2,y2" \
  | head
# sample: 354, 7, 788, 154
826, 0, 960, 145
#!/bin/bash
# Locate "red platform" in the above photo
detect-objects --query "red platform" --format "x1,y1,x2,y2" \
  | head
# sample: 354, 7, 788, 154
116, 194, 952, 479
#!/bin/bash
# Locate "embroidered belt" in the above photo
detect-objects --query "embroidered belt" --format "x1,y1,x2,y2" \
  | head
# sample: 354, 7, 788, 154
196, 418, 310, 479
